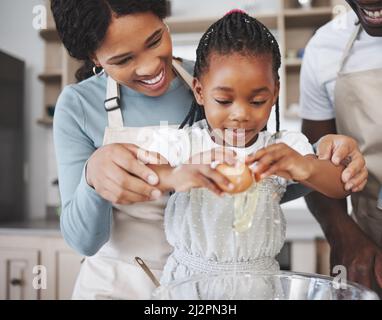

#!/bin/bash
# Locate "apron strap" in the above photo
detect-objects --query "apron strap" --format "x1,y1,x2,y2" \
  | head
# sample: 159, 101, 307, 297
105, 75, 124, 128
104, 59, 194, 128
172, 59, 194, 89
338, 23, 362, 74
378, 187, 382, 210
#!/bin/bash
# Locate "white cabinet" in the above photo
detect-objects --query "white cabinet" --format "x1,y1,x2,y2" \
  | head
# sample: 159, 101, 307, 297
0, 248, 39, 300
0, 233, 82, 300
56, 250, 83, 300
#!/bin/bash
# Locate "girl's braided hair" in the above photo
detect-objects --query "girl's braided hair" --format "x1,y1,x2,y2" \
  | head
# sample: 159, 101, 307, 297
180, 10, 281, 132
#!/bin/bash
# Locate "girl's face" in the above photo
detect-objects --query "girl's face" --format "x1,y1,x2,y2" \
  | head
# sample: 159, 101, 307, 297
193, 53, 279, 148
92, 12, 174, 97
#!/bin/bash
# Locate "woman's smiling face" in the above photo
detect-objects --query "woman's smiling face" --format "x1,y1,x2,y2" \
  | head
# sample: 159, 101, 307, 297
193, 53, 279, 148
93, 12, 174, 97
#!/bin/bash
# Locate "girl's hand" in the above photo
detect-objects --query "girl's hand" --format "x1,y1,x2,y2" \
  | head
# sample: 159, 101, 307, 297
169, 164, 234, 195
250, 143, 314, 182
169, 148, 238, 195
86, 143, 163, 205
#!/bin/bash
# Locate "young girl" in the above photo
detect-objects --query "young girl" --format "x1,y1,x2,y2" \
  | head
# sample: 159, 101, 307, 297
136, 10, 350, 296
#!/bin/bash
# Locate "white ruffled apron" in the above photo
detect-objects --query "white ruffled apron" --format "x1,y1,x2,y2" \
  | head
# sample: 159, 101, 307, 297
334, 24, 382, 247
72, 60, 193, 299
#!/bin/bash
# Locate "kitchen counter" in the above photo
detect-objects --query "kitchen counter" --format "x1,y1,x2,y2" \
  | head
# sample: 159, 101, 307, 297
0, 218, 61, 237
0, 201, 324, 240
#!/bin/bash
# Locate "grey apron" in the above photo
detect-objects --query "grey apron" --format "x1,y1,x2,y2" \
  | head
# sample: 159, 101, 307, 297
334, 24, 382, 247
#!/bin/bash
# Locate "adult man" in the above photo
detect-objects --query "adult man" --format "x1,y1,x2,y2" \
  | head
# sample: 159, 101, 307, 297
300, 0, 382, 294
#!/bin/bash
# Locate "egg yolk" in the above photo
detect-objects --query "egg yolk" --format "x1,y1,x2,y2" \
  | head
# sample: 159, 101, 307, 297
216, 163, 255, 194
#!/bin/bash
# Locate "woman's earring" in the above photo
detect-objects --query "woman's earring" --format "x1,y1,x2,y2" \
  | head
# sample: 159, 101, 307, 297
93, 65, 105, 77
165, 23, 170, 33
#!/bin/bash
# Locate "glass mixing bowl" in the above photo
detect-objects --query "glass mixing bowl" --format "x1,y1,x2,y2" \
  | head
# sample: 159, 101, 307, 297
152, 270, 379, 300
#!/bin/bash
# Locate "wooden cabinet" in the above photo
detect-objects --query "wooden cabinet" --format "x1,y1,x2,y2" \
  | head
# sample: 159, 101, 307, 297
37, 0, 81, 126
0, 234, 82, 300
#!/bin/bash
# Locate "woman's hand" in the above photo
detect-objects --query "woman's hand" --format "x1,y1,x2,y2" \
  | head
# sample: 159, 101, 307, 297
316, 134, 368, 192
250, 143, 314, 181
86, 143, 163, 205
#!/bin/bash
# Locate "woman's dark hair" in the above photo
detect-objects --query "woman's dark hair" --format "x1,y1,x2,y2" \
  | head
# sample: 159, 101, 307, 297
51, 0, 168, 82
180, 11, 281, 132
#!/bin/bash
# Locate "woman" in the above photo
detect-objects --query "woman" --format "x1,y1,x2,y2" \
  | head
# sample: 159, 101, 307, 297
52, 0, 368, 299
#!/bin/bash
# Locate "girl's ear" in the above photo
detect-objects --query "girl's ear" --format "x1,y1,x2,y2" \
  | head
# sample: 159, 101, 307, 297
192, 78, 204, 105
90, 54, 101, 67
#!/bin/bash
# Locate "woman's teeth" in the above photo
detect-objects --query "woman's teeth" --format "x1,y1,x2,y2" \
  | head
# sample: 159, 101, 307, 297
140, 70, 164, 85
362, 8, 382, 19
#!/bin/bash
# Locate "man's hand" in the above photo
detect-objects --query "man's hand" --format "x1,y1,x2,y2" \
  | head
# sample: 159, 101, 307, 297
329, 221, 382, 294
317, 134, 368, 192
